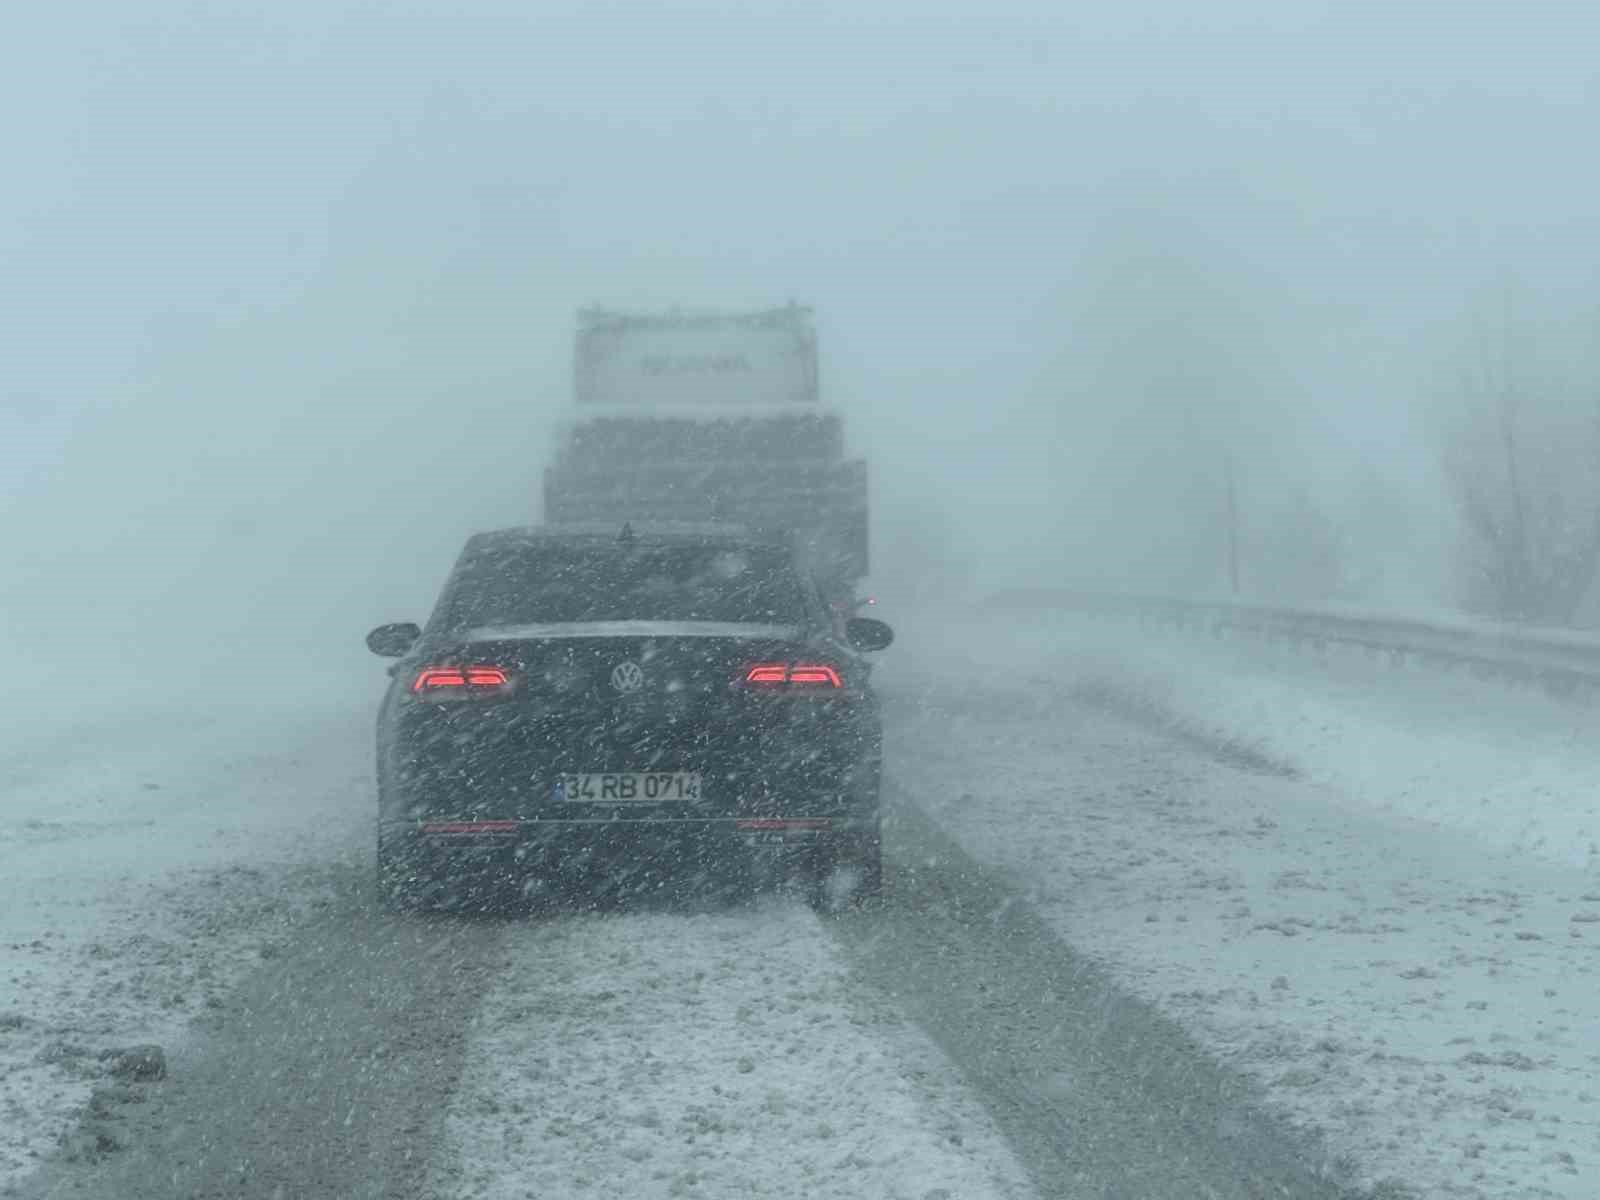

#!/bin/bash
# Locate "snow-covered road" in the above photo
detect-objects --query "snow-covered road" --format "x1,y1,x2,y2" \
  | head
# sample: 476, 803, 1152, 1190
436, 903, 1033, 1200
12, 613, 1582, 1197
0, 686, 1053, 1199
883, 614, 1600, 1199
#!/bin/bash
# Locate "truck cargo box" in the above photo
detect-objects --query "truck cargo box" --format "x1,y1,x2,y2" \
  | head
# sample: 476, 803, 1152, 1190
547, 305, 868, 589
575, 305, 817, 409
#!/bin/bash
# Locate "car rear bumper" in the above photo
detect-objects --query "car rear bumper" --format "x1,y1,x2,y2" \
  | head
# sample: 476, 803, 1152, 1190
380, 813, 879, 899
391, 811, 874, 846
383, 812, 877, 862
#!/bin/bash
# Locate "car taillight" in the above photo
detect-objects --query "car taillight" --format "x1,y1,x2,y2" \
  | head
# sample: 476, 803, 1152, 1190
411, 665, 513, 697
742, 663, 843, 689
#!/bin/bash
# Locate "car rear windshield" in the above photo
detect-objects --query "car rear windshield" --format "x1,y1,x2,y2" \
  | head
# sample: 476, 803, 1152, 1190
443, 541, 806, 628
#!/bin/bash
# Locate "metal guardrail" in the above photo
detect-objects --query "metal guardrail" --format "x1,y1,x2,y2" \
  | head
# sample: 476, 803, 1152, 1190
989, 588, 1600, 695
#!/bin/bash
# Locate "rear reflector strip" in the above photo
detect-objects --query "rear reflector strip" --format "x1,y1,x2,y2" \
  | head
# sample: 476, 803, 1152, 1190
420, 821, 520, 835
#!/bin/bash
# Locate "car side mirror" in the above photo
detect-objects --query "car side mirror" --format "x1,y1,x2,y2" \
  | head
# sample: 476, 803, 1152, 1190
845, 617, 894, 652
366, 622, 421, 657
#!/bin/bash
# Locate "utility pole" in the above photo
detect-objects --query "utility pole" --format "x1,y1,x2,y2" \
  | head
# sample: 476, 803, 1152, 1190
1224, 453, 1240, 596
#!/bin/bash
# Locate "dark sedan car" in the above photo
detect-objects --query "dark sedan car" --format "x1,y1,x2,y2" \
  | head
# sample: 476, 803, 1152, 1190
365, 524, 893, 911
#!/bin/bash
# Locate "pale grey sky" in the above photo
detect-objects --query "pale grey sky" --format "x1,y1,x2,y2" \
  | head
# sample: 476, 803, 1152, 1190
4, 1, 1597, 650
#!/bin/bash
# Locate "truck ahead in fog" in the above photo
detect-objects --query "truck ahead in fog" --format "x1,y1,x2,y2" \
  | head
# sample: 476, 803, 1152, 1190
541, 304, 869, 602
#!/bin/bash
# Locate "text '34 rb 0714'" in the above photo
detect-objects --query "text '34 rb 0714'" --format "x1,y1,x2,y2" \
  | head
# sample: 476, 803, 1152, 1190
365, 525, 894, 912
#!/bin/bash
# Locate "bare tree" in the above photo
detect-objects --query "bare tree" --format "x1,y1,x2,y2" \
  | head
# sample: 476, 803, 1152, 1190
1250, 487, 1349, 605
1440, 316, 1600, 624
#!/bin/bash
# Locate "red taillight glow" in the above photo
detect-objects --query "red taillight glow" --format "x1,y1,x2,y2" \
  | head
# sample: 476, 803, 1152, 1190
411, 665, 512, 695
787, 665, 842, 687
742, 663, 843, 688
413, 668, 467, 690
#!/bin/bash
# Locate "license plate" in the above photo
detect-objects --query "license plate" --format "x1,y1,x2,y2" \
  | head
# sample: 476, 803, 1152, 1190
555, 771, 702, 804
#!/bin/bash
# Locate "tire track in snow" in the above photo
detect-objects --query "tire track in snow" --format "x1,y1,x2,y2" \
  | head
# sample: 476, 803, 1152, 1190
13, 867, 505, 1200
432, 899, 1035, 1200
824, 786, 1359, 1200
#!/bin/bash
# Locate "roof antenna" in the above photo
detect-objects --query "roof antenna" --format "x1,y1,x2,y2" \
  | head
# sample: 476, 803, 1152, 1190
619, 521, 635, 543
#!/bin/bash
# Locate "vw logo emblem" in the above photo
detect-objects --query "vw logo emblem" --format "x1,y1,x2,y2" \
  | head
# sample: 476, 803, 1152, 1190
610, 660, 646, 693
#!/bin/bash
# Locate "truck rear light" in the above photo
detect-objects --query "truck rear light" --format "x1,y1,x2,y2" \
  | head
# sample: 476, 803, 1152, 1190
411, 665, 513, 696
742, 663, 843, 688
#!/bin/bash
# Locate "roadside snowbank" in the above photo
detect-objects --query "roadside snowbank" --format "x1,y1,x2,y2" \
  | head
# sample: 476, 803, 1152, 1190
883, 614, 1600, 1199
0, 693, 373, 1187
946, 611, 1600, 868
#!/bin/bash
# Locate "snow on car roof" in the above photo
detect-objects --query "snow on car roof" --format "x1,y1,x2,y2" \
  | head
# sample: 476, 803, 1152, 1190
461, 620, 803, 642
